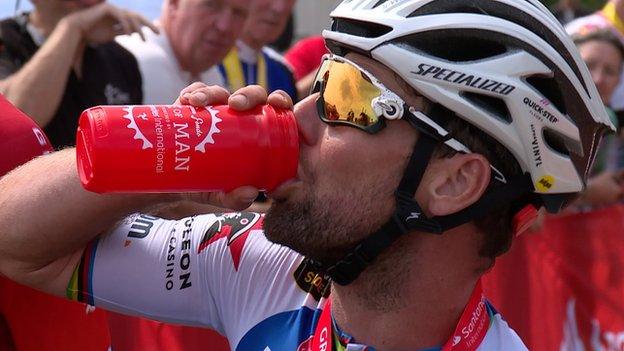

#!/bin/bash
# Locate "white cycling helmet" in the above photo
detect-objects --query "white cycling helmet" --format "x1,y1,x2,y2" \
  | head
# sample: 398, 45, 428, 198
315, 0, 614, 285
324, 0, 614, 211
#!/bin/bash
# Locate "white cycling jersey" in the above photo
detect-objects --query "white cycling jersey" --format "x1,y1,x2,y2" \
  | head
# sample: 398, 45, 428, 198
67, 212, 528, 351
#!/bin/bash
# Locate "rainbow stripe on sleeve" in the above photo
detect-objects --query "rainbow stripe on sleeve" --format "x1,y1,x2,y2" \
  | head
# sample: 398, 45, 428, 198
66, 238, 99, 305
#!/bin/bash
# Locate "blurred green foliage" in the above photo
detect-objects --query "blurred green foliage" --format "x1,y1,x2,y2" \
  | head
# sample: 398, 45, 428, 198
540, 0, 606, 10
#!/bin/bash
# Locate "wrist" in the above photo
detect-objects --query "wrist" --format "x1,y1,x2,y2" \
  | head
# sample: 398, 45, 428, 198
58, 16, 86, 43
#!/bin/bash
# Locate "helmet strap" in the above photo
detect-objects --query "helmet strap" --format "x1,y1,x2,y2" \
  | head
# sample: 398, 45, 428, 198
314, 107, 535, 286
318, 134, 439, 285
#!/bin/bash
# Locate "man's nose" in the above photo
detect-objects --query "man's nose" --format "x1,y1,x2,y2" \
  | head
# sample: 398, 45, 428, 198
294, 95, 322, 146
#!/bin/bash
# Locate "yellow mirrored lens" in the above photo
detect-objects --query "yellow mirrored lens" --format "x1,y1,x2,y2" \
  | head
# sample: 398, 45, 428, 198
319, 60, 381, 127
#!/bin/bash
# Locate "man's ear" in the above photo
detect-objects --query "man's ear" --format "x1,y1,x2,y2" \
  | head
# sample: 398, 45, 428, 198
416, 153, 491, 217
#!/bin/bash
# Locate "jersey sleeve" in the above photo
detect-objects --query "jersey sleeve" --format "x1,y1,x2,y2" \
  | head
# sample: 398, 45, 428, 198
66, 212, 306, 340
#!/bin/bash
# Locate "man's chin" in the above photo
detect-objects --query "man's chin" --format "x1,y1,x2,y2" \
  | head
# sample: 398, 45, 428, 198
263, 192, 367, 266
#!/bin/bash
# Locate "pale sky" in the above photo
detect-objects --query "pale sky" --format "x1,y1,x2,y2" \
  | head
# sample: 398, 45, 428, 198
0, 1, 162, 21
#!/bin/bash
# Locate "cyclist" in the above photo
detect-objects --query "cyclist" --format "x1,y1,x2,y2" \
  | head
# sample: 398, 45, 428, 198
0, 1, 613, 350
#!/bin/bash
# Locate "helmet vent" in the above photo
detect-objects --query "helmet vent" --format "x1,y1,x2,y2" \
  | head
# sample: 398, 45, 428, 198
409, 2, 484, 17
396, 31, 507, 62
373, 0, 390, 8
525, 75, 566, 116
405, 0, 589, 95
462, 92, 512, 124
332, 18, 392, 39
408, 0, 541, 17
543, 128, 571, 158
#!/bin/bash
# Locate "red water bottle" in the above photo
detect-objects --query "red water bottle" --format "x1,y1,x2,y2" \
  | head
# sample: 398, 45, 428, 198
76, 104, 298, 193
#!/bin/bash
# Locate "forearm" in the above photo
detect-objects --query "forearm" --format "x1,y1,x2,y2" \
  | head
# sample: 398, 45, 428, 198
0, 19, 83, 127
0, 149, 169, 287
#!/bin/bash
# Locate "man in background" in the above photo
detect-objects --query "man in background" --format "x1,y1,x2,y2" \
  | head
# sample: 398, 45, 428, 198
116, 0, 248, 104
0, 0, 156, 148
218, 0, 297, 100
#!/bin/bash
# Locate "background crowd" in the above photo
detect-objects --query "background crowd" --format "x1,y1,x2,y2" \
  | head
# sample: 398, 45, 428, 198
0, 0, 623, 350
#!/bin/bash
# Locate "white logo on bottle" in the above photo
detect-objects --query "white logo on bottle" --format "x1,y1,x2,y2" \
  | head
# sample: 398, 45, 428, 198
123, 106, 153, 150
195, 106, 222, 153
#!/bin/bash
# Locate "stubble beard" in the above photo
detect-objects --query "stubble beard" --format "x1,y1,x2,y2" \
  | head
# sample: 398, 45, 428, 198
263, 179, 393, 266
264, 191, 360, 265
263, 183, 414, 312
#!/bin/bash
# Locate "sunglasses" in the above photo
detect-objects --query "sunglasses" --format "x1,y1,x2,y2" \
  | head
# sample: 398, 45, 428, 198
311, 54, 408, 134
311, 54, 508, 184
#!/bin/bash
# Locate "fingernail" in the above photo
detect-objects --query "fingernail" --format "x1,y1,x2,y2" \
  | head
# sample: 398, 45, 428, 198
241, 189, 258, 203
182, 93, 191, 101
279, 94, 289, 105
230, 94, 248, 106
193, 91, 207, 104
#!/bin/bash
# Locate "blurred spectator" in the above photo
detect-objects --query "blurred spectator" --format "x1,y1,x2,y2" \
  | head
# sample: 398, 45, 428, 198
0, 0, 155, 148
284, 35, 328, 99
567, 0, 624, 115
218, 0, 297, 100
116, 0, 248, 104
575, 30, 624, 109
572, 29, 624, 208
269, 14, 295, 52
550, 0, 592, 25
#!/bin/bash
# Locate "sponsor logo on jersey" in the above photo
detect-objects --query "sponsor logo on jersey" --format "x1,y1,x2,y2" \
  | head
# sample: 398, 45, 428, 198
293, 259, 331, 301
31, 127, 51, 153
164, 217, 194, 291
461, 295, 487, 345
125, 214, 159, 247
411, 63, 516, 96
197, 212, 263, 270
